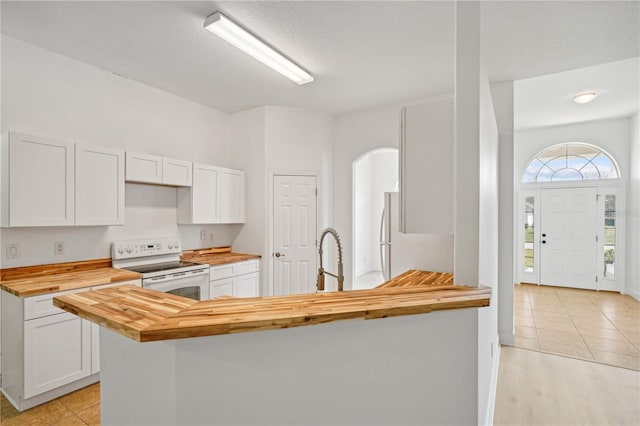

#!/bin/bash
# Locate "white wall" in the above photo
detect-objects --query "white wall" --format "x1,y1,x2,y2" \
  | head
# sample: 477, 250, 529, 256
0, 35, 241, 268
491, 81, 515, 345
228, 106, 333, 295
627, 112, 640, 300
455, 3, 500, 424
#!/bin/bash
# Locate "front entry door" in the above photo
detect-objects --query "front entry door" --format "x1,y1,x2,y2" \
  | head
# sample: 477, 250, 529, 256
273, 175, 317, 295
540, 187, 597, 289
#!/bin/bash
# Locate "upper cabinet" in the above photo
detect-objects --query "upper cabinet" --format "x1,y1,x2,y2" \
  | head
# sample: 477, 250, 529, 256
125, 151, 192, 187
1, 133, 126, 227
177, 164, 245, 224
219, 168, 246, 223
76, 144, 125, 226
400, 98, 454, 235
1, 132, 75, 227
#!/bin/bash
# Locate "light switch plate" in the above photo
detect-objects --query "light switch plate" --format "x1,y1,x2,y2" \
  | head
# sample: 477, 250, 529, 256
6, 243, 20, 259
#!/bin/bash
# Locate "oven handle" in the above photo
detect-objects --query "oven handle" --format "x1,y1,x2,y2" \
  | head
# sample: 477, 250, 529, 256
146, 268, 209, 283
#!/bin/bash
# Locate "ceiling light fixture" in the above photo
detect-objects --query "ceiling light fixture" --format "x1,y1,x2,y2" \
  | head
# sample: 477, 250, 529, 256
572, 91, 598, 104
204, 12, 314, 85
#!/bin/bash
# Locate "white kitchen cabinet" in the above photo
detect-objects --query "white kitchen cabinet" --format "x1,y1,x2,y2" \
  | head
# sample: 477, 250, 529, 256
177, 164, 245, 224
177, 163, 219, 224
219, 168, 246, 223
162, 157, 193, 187
1, 278, 141, 411
209, 260, 260, 298
125, 151, 163, 184
125, 151, 193, 187
24, 312, 91, 398
76, 144, 125, 225
400, 98, 454, 235
1, 132, 75, 227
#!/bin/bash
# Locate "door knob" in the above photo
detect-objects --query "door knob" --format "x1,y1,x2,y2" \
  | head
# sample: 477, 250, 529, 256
274, 252, 285, 257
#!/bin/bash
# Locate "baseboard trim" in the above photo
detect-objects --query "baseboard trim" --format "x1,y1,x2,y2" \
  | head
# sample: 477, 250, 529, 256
483, 342, 501, 426
626, 286, 640, 302
499, 331, 514, 346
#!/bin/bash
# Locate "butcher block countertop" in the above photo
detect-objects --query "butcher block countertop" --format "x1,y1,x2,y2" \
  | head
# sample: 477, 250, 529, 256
181, 246, 261, 266
0, 259, 142, 297
53, 269, 490, 342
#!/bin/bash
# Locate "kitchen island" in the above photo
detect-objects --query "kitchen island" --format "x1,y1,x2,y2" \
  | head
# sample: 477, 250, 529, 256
54, 270, 491, 425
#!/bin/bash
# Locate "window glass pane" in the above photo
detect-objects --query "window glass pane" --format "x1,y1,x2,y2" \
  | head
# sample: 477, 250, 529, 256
581, 163, 601, 180
567, 155, 588, 170
536, 165, 554, 182
537, 145, 565, 162
546, 157, 566, 171
524, 196, 534, 273
604, 195, 616, 279
552, 168, 583, 181
567, 144, 599, 160
592, 154, 619, 179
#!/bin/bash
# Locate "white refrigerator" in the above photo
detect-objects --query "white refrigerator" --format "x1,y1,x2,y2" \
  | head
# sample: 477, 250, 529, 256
380, 192, 454, 281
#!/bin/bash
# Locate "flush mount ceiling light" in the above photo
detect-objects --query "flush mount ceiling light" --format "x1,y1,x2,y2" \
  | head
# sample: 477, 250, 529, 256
572, 91, 598, 104
204, 12, 314, 85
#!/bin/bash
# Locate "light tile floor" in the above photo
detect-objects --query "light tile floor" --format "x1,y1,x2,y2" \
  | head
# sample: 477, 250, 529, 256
514, 283, 640, 370
1, 383, 100, 426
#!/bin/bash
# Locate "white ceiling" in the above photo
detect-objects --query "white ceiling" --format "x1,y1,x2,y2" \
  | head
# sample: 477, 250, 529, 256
515, 57, 640, 131
1, 1, 639, 115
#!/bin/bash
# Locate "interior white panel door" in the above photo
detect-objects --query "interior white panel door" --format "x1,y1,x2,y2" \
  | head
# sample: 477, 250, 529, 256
540, 187, 597, 289
8, 132, 75, 226
273, 175, 317, 295
76, 144, 125, 225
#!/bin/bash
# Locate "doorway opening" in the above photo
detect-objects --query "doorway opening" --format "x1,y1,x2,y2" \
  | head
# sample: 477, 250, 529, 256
352, 148, 398, 289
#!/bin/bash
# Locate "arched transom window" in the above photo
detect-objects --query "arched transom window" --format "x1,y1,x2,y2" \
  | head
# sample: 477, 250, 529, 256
522, 143, 620, 183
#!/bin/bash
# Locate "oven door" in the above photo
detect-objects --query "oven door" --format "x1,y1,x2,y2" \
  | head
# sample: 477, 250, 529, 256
143, 269, 210, 301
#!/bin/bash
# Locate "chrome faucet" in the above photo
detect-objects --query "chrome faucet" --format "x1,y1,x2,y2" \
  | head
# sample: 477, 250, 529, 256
317, 227, 344, 291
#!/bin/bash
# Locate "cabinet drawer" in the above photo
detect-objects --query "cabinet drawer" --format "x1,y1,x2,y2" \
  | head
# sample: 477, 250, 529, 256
210, 264, 235, 281
91, 279, 142, 291
236, 260, 259, 276
24, 289, 85, 321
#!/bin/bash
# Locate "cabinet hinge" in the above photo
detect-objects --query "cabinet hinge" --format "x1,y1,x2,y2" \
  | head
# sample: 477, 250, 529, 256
315, 188, 318, 196
596, 235, 598, 242
595, 275, 598, 283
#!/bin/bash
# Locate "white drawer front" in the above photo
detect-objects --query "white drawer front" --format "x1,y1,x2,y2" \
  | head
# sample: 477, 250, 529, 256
236, 260, 259, 276
210, 264, 235, 281
24, 289, 83, 321
91, 279, 142, 291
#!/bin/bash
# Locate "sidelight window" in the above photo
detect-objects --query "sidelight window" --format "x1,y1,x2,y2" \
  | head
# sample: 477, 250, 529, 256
603, 195, 616, 279
523, 196, 534, 273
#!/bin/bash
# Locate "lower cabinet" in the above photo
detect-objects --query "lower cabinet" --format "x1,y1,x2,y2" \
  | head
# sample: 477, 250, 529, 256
24, 312, 91, 398
1, 279, 141, 411
210, 260, 260, 298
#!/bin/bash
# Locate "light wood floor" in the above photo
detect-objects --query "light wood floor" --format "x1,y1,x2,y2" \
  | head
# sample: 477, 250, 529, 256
494, 346, 640, 425
514, 283, 640, 370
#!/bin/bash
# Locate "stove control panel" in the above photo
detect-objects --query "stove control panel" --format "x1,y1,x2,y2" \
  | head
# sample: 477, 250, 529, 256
112, 238, 182, 260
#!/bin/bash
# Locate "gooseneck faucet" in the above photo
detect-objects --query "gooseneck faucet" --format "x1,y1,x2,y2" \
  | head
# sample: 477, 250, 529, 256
317, 227, 344, 291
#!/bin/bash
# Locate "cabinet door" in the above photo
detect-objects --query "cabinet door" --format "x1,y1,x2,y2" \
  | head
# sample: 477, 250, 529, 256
235, 272, 259, 298
219, 168, 246, 223
24, 313, 91, 398
210, 278, 234, 298
76, 144, 125, 225
163, 158, 193, 187
125, 151, 163, 184
5, 132, 75, 226
192, 163, 219, 223
400, 99, 454, 235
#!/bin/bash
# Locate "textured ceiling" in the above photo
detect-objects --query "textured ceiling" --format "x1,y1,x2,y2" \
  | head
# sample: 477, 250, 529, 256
1, 1, 639, 115
515, 58, 640, 131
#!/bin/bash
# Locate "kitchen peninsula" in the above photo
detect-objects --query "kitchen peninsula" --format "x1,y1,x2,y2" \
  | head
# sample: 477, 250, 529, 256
54, 270, 491, 425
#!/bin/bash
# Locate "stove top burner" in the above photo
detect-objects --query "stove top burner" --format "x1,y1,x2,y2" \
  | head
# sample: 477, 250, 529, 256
123, 261, 203, 275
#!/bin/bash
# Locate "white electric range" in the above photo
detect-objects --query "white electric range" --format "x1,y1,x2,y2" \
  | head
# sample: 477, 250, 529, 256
112, 238, 209, 300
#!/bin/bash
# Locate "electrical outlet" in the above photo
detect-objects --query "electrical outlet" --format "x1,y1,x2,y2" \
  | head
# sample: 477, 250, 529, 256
54, 241, 65, 255
200, 230, 207, 241
6, 243, 20, 259
209, 233, 214, 241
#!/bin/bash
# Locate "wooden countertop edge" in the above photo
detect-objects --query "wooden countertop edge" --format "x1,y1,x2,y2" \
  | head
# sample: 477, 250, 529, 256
53, 283, 491, 343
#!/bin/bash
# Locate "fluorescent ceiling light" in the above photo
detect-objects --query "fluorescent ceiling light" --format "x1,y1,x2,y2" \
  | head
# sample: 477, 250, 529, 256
204, 12, 314, 85
572, 91, 598, 104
